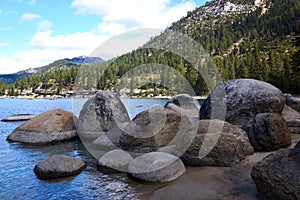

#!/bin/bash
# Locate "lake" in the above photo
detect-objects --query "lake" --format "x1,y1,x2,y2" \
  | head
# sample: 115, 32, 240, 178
0, 97, 182, 200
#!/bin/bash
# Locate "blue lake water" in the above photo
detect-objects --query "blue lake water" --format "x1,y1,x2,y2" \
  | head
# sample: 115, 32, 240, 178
0, 98, 174, 200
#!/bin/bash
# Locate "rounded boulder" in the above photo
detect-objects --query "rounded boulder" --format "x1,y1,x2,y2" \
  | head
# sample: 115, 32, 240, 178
34, 155, 86, 180
200, 79, 285, 126
242, 113, 291, 151
128, 152, 186, 183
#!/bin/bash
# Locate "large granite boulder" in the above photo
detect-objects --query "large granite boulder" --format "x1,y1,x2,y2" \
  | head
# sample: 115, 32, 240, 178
128, 152, 186, 183
34, 155, 86, 180
7, 109, 77, 144
165, 94, 200, 117
97, 150, 133, 173
200, 79, 285, 126
251, 148, 300, 199
242, 113, 291, 151
284, 93, 300, 112
281, 105, 300, 134
119, 106, 192, 153
77, 91, 130, 139
181, 119, 254, 167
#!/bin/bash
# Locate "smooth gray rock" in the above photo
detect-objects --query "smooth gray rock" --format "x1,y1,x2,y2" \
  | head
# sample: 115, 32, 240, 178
119, 106, 192, 153
181, 119, 254, 167
284, 93, 300, 112
7, 109, 77, 144
97, 150, 133, 173
242, 113, 291, 151
1, 114, 36, 122
77, 90, 130, 139
128, 152, 186, 183
281, 105, 300, 134
200, 79, 285, 126
34, 155, 86, 180
251, 149, 300, 200
165, 94, 200, 117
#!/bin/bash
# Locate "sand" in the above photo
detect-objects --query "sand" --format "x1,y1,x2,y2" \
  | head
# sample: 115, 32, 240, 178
130, 134, 300, 200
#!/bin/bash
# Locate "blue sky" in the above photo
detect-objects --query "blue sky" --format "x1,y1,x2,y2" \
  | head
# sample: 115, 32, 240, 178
0, 0, 206, 74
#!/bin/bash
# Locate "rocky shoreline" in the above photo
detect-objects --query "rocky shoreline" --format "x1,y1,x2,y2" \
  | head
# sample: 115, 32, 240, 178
4, 78, 300, 199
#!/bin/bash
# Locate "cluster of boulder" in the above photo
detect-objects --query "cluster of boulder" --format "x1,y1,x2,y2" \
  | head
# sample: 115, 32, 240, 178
5, 78, 300, 198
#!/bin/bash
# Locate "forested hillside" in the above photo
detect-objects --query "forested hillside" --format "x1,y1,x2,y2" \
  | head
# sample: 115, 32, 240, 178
2, 0, 300, 96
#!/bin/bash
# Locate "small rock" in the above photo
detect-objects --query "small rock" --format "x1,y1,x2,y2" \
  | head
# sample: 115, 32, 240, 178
165, 94, 200, 117
77, 90, 130, 139
1, 114, 36, 122
7, 109, 77, 144
281, 105, 300, 134
97, 150, 133, 173
181, 119, 254, 167
284, 93, 300, 112
34, 155, 86, 180
128, 152, 186, 183
242, 113, 291, 151
200, 79, 286, 126
251, 149, 300, 199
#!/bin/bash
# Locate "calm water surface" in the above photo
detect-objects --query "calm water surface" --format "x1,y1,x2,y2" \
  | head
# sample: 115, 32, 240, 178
0, 98, 169, 200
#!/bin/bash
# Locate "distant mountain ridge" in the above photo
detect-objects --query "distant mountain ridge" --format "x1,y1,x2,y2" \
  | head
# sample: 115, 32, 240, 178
0, 56, 103, 84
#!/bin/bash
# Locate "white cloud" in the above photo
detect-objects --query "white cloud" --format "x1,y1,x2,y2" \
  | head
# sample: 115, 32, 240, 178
0, 42, 9, 47
29, 0, 36, 5
71, 0, 196, 28
0, 9, 2, 14
19, 13, 41, 22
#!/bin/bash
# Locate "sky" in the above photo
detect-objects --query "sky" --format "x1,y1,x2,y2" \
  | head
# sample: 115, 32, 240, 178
0, 0, 206, 74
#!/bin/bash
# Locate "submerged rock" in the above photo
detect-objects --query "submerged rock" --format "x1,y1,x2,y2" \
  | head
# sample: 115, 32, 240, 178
1, 114, 36, 122
128, 152, 186, 183
200, 79, 285, 126
242, 113, 291, 151
7, 109, 77, 144
34, 155, 86, 180
251, 148, 300, 200
77, 90, 130, 139
181, 119, 254, 167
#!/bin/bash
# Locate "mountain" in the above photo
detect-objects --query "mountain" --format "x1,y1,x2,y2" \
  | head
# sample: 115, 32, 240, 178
89, 0, 300, 95
0, 56, 103, 84
64, 56, 104, 64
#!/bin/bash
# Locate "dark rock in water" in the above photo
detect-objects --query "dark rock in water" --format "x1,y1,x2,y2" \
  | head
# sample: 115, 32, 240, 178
284, 93, 300, 112
128, 152, 186, 183
77, 90, 130, 139
295, 141, 300, 149
119, 106, 193, 154
242, 113, 291, 152
1, 114, 36, 122
281, 105, 300, 134
7, 109, 77, 144
97, 150, 133, 173
251, 149, 300, 200
181, 119, 254, 167
165, 94, 200, 117
34, 155, 86, 180
200, 79, 285, 126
